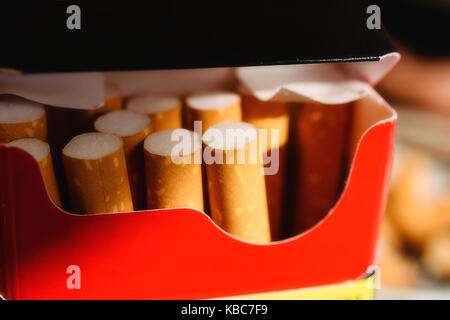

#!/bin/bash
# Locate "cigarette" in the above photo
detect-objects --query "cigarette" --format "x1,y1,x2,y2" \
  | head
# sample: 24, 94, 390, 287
104, 81, 123, 111
203, 121, 271, 242
62, 132, 133, 214
8, 138, 61, 206
185, 90, 242, 134
293, 103, 351, 234
94, 110, 152, 209
242, 95, 290, 240
0, 96, 47, 143
144, 129, 203, 211
126, 94, 182, 132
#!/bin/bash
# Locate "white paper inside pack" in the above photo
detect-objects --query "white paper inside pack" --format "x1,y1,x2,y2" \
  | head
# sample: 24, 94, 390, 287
237, 64, 368, 104
0, 72, 105, 110
104, 68, 235, 97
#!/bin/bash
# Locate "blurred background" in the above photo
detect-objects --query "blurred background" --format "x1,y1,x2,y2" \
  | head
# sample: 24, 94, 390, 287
375, 0, 450, 299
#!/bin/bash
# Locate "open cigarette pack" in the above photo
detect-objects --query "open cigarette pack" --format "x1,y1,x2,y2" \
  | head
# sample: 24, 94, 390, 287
0, 2, 399, 299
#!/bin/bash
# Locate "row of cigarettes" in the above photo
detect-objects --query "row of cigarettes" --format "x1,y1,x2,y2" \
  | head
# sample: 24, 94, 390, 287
0, 83, 352, 242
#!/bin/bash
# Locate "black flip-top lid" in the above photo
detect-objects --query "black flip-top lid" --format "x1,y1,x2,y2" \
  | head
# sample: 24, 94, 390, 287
0, 0, 395, 73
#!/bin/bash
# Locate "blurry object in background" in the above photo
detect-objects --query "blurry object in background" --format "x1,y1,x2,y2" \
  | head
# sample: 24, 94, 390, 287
376, 0, 450, 116
388, 149, 449, 249
377, 53, 450, 116
379, 218, 420, 288
394, 107, 450, 164
380, 106, 450, 290
423, 232, 450, 281
376, 286, 450, 300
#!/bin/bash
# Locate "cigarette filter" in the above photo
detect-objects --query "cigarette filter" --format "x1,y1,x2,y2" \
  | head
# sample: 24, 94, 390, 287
242, 95, 290, 240
144, 129, 203, 211
95, 110, 152, 209
8, 138, 61, 207
62, 132, 133, 214
0, 96, 47, 143
185, 91, 242, 134
127, 94, 182, 132
203, 121, 271, 242
293, 103, 351, 234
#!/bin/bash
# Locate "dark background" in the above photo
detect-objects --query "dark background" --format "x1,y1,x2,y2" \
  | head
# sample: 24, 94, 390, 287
0, 0, 394, 73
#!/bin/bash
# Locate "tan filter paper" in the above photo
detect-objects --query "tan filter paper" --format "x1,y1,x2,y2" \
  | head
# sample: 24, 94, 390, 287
203, 121, 271, 242
242, 95, 290, 240
127, 94, 182, 132
95, 110, 152, 209
294, 103, 351, 234
144, 129, 204, 211
185, 90, 242, 134
8, 138, 61, 207
0, 95, 47, 143
62, 132, 133, 214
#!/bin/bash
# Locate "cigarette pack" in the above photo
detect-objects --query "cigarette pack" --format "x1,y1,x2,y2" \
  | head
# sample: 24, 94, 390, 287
0, 1, 398, 299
